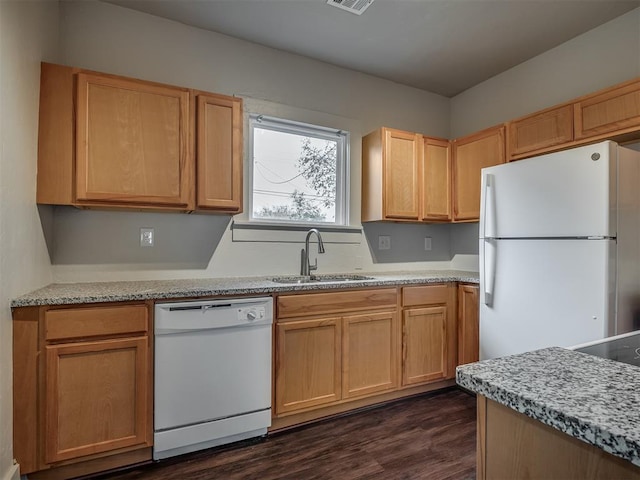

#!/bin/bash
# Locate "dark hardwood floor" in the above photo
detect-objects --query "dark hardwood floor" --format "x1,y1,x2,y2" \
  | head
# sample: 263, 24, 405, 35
93, 388, 476, 480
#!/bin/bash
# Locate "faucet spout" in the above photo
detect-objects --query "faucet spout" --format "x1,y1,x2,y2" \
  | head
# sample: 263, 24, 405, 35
301, 229, 325, 276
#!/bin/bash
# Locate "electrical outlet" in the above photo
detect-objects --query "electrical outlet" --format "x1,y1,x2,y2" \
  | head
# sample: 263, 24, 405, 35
140, 227, 154, 247
378, 235, 391, 250
424, 237, 432, 251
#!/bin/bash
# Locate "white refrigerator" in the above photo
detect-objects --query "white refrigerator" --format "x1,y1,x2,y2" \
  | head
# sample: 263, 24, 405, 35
479, 141, 640, 360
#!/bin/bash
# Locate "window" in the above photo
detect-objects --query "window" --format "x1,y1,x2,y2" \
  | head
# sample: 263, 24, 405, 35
249, 115, 349, 226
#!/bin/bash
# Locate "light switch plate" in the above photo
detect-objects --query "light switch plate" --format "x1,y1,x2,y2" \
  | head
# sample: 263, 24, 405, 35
424, 237, 432, 251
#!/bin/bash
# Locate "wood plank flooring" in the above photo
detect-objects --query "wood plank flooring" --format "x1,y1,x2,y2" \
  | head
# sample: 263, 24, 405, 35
92, 388, 476, 480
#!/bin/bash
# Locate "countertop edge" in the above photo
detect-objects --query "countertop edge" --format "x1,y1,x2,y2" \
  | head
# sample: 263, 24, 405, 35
11, 271, 479, 308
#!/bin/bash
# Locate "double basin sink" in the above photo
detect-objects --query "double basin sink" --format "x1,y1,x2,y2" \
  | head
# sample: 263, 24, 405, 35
271, 274, 375, 284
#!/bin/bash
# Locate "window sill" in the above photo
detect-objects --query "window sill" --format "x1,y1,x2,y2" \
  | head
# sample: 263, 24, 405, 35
231, 221, 362, 244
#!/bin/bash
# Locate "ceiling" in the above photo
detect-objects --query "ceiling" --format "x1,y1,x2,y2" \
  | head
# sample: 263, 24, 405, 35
104, 0, 640, 97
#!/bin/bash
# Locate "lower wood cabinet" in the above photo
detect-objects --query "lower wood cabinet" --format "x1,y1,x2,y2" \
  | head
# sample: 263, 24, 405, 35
457, 283, 479, 365
275, 288, 399, 417
13, 303, 152, 478
401, 283, 457, 386
275, 309, 398, 415
45, 337, 149, 463
342, 311, 398, 399
478, 396, 640, 480
274, 284, 461, 423
275, 317, 342, 414
402, 305, 448, 385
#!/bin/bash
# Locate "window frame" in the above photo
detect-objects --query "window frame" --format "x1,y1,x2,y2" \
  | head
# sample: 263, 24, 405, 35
248, 114, 349, 227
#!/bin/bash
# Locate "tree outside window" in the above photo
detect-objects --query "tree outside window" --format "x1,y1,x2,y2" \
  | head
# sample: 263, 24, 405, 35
250, 116, 348, 226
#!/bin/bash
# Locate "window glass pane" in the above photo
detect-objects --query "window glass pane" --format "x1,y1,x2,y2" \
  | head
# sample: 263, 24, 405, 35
252, 126, 339, 223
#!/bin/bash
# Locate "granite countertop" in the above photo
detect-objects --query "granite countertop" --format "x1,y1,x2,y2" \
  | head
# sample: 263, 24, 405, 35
457, 347, 640, 467
11, 269, 479, 307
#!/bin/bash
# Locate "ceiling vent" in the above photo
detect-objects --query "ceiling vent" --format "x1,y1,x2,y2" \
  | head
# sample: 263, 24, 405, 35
326, 0, 375, 16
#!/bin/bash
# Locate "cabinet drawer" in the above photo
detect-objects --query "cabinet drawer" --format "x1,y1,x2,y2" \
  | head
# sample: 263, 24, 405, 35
45, 305, 148, 341
277, 288, 397, 320
402, 284, 449, 307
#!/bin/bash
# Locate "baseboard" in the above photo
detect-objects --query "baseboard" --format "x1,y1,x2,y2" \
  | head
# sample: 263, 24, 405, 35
1, 463, 20, 480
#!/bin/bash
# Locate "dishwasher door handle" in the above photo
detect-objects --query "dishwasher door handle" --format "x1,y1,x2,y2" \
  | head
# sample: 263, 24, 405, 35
168, 304, 233, 312
155, 317, 273, 335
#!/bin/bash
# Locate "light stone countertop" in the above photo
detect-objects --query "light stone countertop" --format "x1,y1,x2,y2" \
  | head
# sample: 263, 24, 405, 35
456, 347, 640, 467
11, 270, 479, 307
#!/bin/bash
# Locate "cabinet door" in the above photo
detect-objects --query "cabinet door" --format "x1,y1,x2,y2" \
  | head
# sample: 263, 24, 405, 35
452, 125, 505, 222
45, 337, 150, 463
402, 306, 448, 386
342, 311, 398, 399
384, 128, 421, 220
196, 93, 243, 212
574, 79, 640, 140
275, 318, 342, 414
458, 284, 479, 366
508, 105, 573, 160
422, 138, 451, 221
75, 73, 192, 208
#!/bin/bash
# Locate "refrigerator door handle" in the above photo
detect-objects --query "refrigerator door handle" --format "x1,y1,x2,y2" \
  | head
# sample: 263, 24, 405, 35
483, 239, 496, 306
481, 173, 496, 239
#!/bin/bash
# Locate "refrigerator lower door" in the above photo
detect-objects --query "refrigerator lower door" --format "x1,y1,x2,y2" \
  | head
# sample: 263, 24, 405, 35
479, 238, 615, 360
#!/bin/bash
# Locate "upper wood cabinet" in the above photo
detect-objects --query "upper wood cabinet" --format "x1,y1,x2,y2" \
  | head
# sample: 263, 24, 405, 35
422, 138, 452, 221
507, 105, 573, 161
74, 73, 192, 207
37, 62, 243, 213
384, 128, 422, 220
574, 78, 640, 140
452, 125, 505, 222
196, 93, 243, 212
362, 127, 421, 221
362, 127, 451, 223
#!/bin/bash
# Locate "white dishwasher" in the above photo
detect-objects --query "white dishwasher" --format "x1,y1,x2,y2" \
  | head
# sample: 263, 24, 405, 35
153, 297, 273, 460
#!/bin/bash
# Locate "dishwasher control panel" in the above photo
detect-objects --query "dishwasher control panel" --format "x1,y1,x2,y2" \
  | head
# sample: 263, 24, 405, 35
238, 306, 266, 322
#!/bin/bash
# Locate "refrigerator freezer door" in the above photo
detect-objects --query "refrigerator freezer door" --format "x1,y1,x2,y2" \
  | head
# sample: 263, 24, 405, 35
479, 238, 615, 360
479, 141, 616, 239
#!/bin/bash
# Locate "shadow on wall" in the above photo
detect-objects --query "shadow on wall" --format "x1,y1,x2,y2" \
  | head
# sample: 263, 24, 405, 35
362, 222, 479, 263
450, 222, 480, 256
39, 206, 230, 269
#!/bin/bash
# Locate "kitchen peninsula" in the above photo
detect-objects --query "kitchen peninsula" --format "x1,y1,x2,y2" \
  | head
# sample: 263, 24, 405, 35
457, 347, 640, 479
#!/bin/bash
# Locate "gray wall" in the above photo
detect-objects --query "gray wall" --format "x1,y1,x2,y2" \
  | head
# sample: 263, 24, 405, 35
45, 2, 640, 283
451, 7, 640, 137
52, 0, 457, 282
0, 2, 57, 478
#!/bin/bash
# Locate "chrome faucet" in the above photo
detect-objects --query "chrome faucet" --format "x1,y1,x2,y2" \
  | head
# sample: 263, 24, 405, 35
300, 228, 325, 276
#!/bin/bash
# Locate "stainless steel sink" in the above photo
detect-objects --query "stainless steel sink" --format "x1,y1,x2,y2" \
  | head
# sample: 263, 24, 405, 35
271, 274, 374, 284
